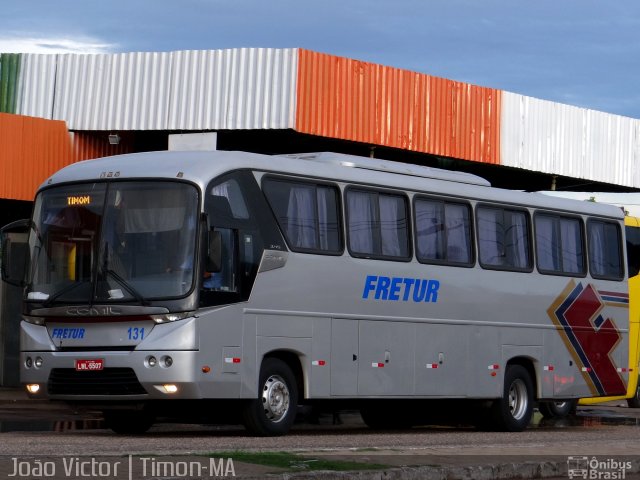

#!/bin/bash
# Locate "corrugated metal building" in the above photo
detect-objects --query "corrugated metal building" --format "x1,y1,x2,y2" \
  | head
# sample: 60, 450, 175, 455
0, 47, 639, 197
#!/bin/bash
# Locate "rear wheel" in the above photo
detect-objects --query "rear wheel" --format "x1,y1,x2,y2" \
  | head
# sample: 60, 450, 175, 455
242, 358, 298, 436
103, 410, 154, 435
491, 365, 534, 431
538, 399, 577, 418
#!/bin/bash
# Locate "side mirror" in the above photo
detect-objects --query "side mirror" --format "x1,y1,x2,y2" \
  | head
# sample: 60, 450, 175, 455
206, 230, 222, 273
1, 219, 30, 287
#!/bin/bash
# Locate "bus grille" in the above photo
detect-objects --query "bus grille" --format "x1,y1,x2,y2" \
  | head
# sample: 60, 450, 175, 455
48, 368, 147, 396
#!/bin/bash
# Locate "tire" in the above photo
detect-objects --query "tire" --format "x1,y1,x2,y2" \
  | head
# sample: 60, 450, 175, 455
490, 365, 534, 432
242, 358, 298, 436
538, 399, 577, 419
103, 410, 154, 434
627, 377, 640, 408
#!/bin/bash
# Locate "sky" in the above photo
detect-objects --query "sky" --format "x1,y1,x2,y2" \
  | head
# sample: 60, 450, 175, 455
1, 0, 639, 119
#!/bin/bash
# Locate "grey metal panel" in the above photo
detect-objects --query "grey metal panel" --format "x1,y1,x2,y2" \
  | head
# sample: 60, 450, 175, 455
53, 52, 172, 130
357, 320, 414, 395
168, 48, 297, 130
330, 318, 358, 395
501, 91, 640, 188
16, 54, 57, 119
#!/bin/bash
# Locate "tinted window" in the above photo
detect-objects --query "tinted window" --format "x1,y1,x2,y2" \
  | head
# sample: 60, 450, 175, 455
477, 206, 531, 271
263, 178, 342, 254
588, 219, 623, 280
535, 213, 585, 275
211, 179, 249, 219
414, 197, 473, 265
346, 189, 410, 260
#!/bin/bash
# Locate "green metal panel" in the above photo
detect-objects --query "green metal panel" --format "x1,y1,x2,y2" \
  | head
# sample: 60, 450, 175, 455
0, 54, 21, 114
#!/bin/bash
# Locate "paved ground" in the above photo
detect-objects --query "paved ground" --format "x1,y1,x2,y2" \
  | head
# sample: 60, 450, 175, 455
1, 386, 640, 479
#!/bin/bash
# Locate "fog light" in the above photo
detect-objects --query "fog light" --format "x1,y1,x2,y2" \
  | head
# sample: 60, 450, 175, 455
162, 356, 173, 368
25, 357, 33, 369
147, 356, 157, 367
162, 384, 178, 394
35, 357, 43, 368
26, 384, 40, 394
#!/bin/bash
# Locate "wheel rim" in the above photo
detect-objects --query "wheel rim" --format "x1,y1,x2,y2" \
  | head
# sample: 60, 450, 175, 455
508, 378, 528, 420
261, 374, 290, 423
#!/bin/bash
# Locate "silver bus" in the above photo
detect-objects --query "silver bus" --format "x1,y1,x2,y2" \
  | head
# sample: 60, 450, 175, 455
0, 150, 630, 435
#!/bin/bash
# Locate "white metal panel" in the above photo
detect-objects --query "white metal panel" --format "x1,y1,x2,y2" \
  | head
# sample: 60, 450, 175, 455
53, 52, 172, 130
108, 52, 172, 130
17, 54, 58, 119
501, 91, 640, 188
53, 54, 107, 129
50, 48, 296, 131
167, 48, 297, 130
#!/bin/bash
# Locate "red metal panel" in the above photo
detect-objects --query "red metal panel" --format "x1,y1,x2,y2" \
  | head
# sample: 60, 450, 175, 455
296, 50, 501, 164
0, 113, 74, 201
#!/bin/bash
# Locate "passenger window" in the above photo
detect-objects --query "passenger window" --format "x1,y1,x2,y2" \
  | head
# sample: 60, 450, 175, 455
414, 197, 473, 266
263, 178, 342, 254
211, 179, 249, 219
477, 206, 531, 271
346, 189, 410, 260
588, 219, 623, 280
534, 213, 585, 276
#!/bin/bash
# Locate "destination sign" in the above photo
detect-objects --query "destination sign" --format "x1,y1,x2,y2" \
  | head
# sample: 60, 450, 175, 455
67, 195, 91, 206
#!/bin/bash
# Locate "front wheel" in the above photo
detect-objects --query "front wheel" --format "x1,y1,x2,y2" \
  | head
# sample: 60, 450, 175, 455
491, 365, 534, 432
242, 358, 298, 436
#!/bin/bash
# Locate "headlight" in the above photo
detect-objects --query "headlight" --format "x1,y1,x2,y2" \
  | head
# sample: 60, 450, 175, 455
150, 312, 194, 324
26, 384, 41, 394
22, 316, 45, 325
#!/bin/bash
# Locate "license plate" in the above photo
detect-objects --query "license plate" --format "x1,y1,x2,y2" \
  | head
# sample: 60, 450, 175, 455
75, 359, 104, 371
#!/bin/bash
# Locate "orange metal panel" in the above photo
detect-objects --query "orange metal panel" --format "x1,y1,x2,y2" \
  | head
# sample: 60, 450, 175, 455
0, 113, 74, 201
296, 49, 501, 164
71, 131, 134, 162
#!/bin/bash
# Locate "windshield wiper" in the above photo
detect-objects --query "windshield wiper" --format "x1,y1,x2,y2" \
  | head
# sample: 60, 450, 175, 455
100, 242, 148, 305
40, 281, 86, 307
102, 267, 149, 306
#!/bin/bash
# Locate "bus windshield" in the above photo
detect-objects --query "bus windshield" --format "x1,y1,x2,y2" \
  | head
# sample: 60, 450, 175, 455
26, 181, 199, 305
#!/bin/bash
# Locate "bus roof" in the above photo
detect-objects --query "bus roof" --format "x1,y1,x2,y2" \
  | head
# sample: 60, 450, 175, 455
278, 152, 491, 187
43, 150, 624, 219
